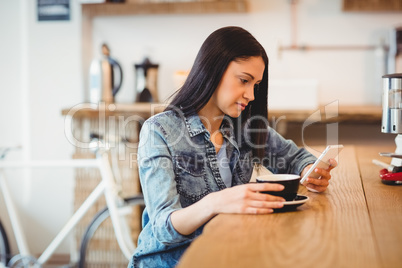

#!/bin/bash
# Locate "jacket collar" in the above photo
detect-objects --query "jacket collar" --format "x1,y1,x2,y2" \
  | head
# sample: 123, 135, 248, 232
183, 113, 237, 147
183, 112, 240, 165
184, 113, 208, 138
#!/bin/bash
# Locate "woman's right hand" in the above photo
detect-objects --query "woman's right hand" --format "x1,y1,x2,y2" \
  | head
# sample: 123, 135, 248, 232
171, 183, 285, 236
208, 183, 286, 215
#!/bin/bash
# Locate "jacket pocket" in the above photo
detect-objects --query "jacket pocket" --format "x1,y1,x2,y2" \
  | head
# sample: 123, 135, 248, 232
174, 154, 209, 203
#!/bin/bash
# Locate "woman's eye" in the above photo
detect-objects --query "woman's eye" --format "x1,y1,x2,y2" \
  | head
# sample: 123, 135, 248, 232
240, 79, 248, 84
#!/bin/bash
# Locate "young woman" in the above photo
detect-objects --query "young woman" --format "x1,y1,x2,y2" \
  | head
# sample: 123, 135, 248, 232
128, 26, 337, 268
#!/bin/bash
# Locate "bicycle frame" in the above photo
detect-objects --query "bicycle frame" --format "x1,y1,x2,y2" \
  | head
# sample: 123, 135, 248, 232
0, 150, 136, 266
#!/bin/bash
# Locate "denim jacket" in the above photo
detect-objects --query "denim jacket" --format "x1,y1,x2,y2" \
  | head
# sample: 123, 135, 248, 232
128, 110, 316, 268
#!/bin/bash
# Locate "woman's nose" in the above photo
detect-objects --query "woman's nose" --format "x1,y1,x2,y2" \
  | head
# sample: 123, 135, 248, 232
244, 85, 255, 102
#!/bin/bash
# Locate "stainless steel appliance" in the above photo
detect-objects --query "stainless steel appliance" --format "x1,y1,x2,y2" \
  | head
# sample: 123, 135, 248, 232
387, 26, 402, 74
89, 44, 123, 103
379, 73, 402, 184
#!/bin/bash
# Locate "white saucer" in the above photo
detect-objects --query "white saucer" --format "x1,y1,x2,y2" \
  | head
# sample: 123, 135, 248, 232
283, 195, 309, 205
274, 195, 309, 212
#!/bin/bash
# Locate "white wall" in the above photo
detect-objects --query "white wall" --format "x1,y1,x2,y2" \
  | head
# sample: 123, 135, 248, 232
0, 0, 82, 257
0, 0, 401, 259
93, 0, 401, 106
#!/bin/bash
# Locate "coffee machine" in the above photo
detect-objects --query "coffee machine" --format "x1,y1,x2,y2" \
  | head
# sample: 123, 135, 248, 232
387, 26, 402, 74
134, 57, 159, 103
379, 73, 402, 184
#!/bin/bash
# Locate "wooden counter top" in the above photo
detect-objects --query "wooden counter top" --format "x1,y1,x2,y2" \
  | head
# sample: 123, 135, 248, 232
356, 146, 402, 267
176, 145, 402, 268
62, 103, 382, 124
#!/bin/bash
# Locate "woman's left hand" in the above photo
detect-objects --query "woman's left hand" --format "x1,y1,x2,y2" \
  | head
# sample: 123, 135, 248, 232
301, 159, 338, 192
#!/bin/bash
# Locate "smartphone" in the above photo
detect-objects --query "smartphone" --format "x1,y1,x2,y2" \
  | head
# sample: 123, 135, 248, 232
300, 145, 343, 184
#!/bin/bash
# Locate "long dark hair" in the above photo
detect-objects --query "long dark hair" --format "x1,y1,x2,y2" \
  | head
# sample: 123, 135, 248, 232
166, 26, 269, 161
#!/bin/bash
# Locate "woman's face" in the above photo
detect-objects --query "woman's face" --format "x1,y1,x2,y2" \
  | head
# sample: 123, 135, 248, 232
211, 56, 265, 118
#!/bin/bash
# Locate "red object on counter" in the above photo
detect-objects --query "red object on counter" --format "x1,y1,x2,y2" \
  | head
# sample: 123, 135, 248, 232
379, 168, 402, 185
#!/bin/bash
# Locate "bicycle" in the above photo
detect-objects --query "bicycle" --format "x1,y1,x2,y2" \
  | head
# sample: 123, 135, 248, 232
0, 134, 144, 267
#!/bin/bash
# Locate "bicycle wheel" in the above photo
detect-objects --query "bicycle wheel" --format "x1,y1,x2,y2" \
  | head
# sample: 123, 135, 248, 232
78, 195, 144, 268
0, 220, 10, 266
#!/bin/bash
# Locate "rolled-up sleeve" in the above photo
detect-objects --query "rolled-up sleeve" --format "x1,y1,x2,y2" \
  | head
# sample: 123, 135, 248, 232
265, 127, 317, 175
138, 120, 195, 245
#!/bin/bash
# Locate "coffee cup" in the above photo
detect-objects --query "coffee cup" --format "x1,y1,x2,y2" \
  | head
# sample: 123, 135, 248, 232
256, 174, 300, 201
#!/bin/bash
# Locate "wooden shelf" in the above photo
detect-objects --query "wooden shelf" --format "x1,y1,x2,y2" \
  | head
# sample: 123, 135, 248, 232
62, 103, 383, 124
269, 105, 383, 124
62, 103, 166, 119
82, 0, 248, 17
342, 0, 402, 11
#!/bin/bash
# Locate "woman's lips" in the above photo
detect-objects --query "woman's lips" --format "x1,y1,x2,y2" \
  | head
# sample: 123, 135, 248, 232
237, 103, 247, 111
